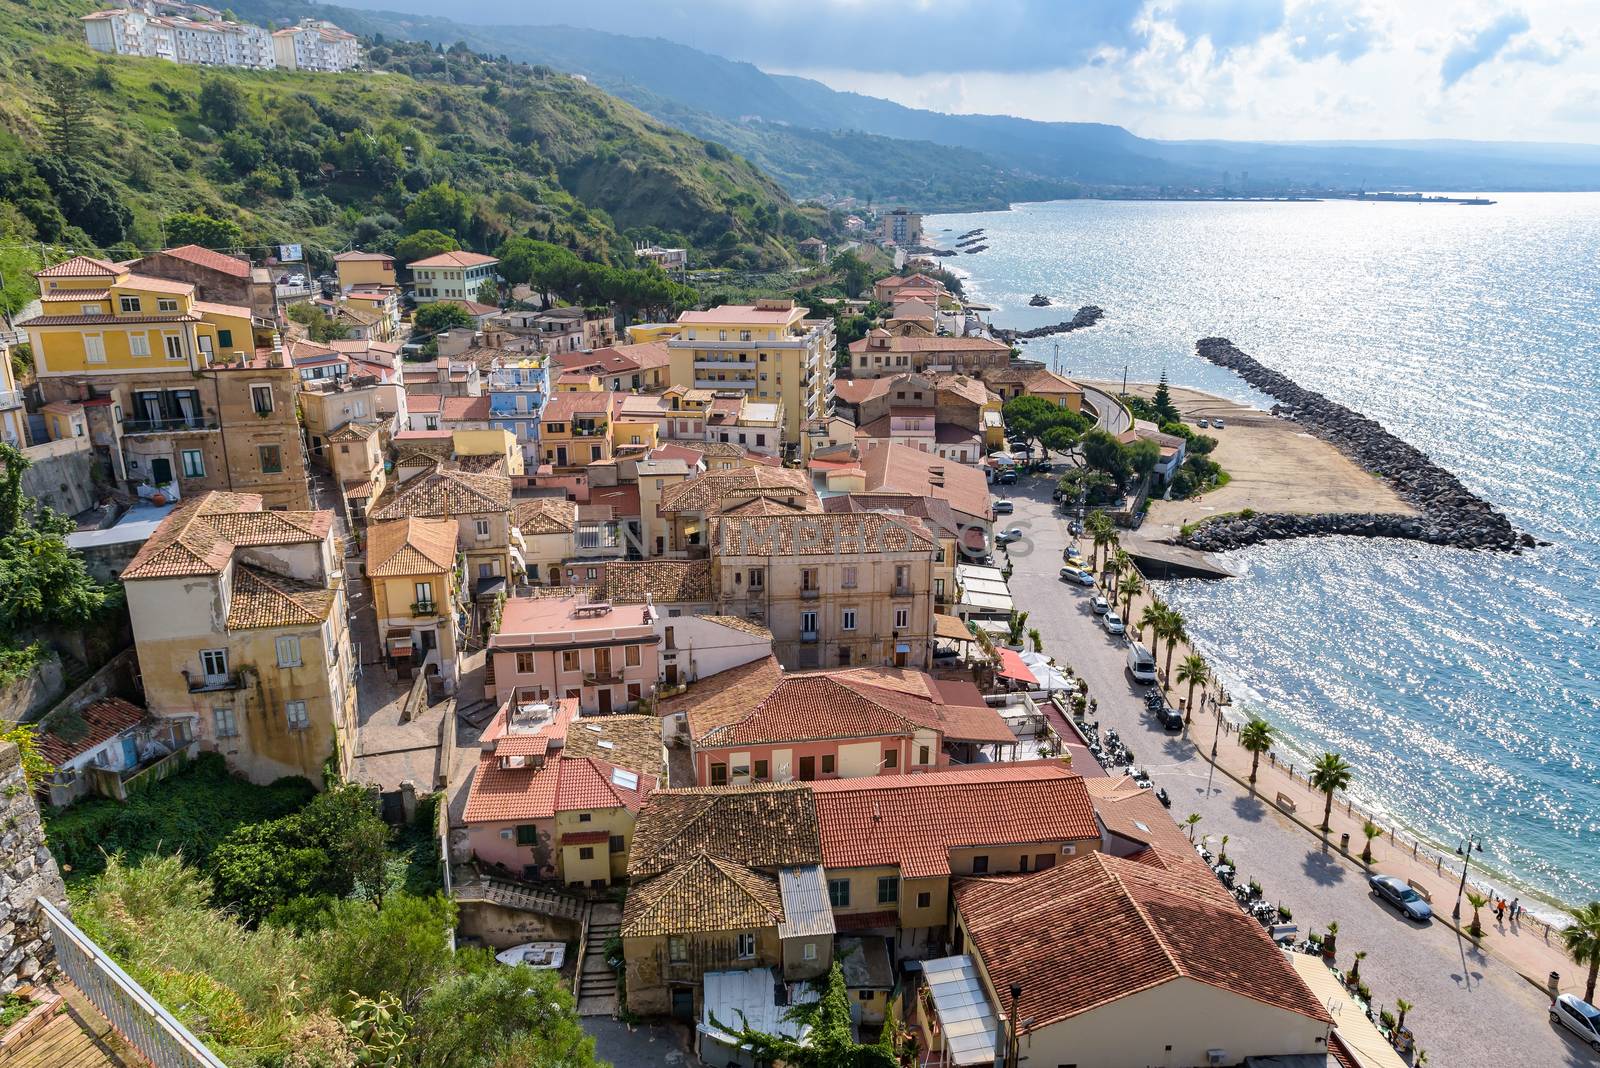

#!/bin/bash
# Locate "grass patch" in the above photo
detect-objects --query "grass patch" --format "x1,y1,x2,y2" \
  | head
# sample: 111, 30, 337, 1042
387, 790, 445, 897
0, 993, 33, 1031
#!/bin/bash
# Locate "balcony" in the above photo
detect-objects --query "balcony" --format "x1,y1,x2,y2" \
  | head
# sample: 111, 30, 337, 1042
693, 359, 755, 371
572, 424, 608, 437
893, 587, 914, 599
800, 630, 818, 643
411, 600, 438, 617
584, 670, 625, 686
185, 671, 241, 693
800, 588, 820, 600
694, 378, 756, 390
123, 415, 218, 435
0, 389, 21, 410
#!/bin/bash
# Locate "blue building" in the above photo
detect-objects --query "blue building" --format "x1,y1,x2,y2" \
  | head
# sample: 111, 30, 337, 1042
486, 355, 547, 464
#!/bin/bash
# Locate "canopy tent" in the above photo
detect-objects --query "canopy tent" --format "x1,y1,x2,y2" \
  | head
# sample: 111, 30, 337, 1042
935, 613, 975, 643
995, 648, 1037, 685
1019, 651, 1072, 691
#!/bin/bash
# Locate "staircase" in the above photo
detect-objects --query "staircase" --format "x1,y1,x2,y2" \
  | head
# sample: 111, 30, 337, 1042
575, 902, 621, 1017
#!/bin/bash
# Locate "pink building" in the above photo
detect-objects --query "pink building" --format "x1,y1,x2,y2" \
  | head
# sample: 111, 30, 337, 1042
655, 657, 1014, 787
488, 595, 660, 714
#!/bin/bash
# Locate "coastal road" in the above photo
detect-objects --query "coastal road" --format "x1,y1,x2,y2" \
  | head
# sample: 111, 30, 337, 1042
999, 473, 1593, 1068
1081, 382, 1132, 435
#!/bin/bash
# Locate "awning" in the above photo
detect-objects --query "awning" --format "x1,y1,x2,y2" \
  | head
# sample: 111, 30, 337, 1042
996, 648, 1037, 685
475, 576, 508, 600
935, 613, 974, 642
895, 642, 910, 654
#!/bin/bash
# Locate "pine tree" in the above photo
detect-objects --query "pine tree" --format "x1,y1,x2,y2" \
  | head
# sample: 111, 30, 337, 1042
42, 69, 91, 160
1153, 370, 1180, 424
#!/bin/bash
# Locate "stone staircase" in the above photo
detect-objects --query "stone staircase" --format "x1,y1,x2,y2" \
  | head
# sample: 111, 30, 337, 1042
575, 902, 621, 1017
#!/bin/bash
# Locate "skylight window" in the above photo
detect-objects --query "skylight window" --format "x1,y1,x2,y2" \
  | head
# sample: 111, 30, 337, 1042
611, 768, 639, 790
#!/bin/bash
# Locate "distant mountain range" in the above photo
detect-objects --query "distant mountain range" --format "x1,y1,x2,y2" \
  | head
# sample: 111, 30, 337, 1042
237, 0, 1600, 209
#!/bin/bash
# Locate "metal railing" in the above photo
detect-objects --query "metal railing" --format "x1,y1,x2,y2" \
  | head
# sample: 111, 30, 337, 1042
123, 415, 218, 434
0, 388, 22, 410
41, 897, 227, 1068
412, 601, 438, 616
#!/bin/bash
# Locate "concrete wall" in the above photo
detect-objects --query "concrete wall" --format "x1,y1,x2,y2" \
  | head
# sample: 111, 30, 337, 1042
0, 650, 65, 724
0, 742, 68, 993
456, 899, 579, 952
19, 437, 96, 518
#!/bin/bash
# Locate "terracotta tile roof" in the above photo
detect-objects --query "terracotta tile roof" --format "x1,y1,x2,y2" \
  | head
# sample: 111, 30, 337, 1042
553, 348, 639, 374
17, 312, 200, 327
677, 305, 804, 326
928, 373, 997, 408
226, 564, 337, 629
540, 390, 618, 424
810, 765, 1099, 878
366, 516, 458, 576
405, 392, 443, 413
603, 560, 711, 605
39, 289, 112, 302
370, 468, 510, 520
326, 420, 380, 443
621, 854, 784, 937
952, 849, 1333, 1033
627, 782, 822, 878
700, 615, 773, 639
832, 378, 892, 405
859, 441, 992, 523
407, 251, 498, 268
563, 715, 665, 780
35, 698, 146, 765
1085, 776, 1205, 862
711, 511, 936, 557
440, 299, 500, 317
441, 394, 491, 422
335, 251, 394, 263
120, 274, 197, 295
37, 255, 119, 278
463, 754, 654, 824
157, 245, 251, 278
514, 497, 575, 535
1022, 369, 1083, 396
821, 492, 960, 540
561, 829, 612, 845
123, 492, 331, 579
654, 655, 787, 740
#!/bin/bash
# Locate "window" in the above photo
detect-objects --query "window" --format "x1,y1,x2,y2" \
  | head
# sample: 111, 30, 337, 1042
916, 891, 931, 909
84, 335, 106, 363
710, 763, 728, 786
664, 626, 675, 650
753, 759, 768, 780
610, 834, 625, 854
120, 295, 141, 313
181, 449, 205, 477
285, 700, 309, 730
803, 943, 817, 961
884, 748, 898, 769
895, 564, 911, 591
216, 329, 233, 349
158, 297, 180, 312
81, 304, 100, 317
201, 648, 228, 678
275, 636, 302, 667
577, 812, 592, 822
414, 581, 434, 606
756, 433, 766, 447
842, 609, 856, 631
748, 569, 764, 589
895, 608, 910, 629
842, 565, 857, 588
578, 846, 595, 860
130, 334, 151, 357
971, 855, 989, 875
625, 645, 641, 667
801, 567, 818, 591
732, 763, 750, 780
561, 650, 579, 672
918, 745, 931, 765
164, 334, 185, 360
251, 385, 274, 414
516, 652, 534, 673
827, 879, 851, 907
668, 936, 688, 963
736, 932, 756, 959
1035, 853, 1056, 871
258, 445, 282, 473
212, 706, 237, 738
878, 877, 899, 905
821, 754, 835, 774
516, 825, 538, 846
474, 518, 491, 540
801, 610, 817, 634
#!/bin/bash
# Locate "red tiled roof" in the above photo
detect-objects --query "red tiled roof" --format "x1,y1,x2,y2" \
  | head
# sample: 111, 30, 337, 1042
37, 255, 118, 278
463, 754, 654, 823
441, 394, 491, 422
123, 492, 331, 579
810, 765, 1098, 878
35, 698, 146, 765
540, 390, 618, 424
158, 245, 251, 279
859, 441, 992, 523
407, 251, 498, 269
952, 849, 1333, 1033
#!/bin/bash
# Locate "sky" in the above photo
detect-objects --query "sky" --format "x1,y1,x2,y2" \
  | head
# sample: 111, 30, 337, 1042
354, 1, 1597, 142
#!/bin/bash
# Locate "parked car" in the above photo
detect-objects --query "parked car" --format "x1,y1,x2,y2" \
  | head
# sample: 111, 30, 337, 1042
1062, 546, 1083, 563
1366, 874, 1433, 923
1103, 611, 1125, 636
1552, 994, 1600, 1052
998, 469, 1018, 485
996, 528, 1024, 544
1196, 418, 1209, 428
1127, 643, 1158, 685
1153, 701, 1184, 731
1059, 567, 1095, 587
1213, 417, 1226, 429
1091, 594, 1109, 615
993, 499, 1014, 514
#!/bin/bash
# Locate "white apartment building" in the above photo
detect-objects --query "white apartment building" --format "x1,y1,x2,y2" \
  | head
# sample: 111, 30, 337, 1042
82, 5, 276, 69
271, 19, 362, 72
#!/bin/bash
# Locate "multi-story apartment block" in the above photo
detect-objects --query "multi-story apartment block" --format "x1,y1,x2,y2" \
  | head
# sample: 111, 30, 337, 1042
833, 372, 1003, 464
485, 353, 546, 464
708, 511, 938, 671
22, 256, 310, 509
551, 341, 671, 393
121, 491, 355, 784
270, 18, 361, 72
871, 273, 947, 305
299, 370, 404, 459
82, 5, 276, 69
366, 516, 463, 685
407, 251, 498, 304
539, 391, 617, 472
369, 465, 516, 604
850, 330, 1013, 378
333, 251, 397, 291
667, 300, 834, 451
487, 595, 659, 715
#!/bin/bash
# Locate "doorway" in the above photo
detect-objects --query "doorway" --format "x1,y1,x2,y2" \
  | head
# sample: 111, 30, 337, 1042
798, 756, 816, 781
597, 689, 613, 716
150, 457, 173, 485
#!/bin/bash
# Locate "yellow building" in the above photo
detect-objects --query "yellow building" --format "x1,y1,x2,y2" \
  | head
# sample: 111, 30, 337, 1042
325, 421, 386, 524
539, 392, 616, 472
21, 256, 309, 509
452, 428, 525, 475
367, 516, 463, 685
667, 300, 834, 450
121, 492, 355, 785
553, 371, 602, 393
333, 251, 397, 290
625, 322, 680, 344
0, 343, 27, 447
368, 465, 518, 613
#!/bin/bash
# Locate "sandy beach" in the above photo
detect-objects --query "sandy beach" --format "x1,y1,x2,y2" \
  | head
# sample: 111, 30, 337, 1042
1082, 380, 1417, 539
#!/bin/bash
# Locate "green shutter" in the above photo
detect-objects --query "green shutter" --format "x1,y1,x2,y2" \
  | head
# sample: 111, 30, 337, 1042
217, 329, 233, 348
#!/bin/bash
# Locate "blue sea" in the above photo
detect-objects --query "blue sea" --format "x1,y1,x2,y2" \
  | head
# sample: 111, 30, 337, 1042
927, 195, 1600, 912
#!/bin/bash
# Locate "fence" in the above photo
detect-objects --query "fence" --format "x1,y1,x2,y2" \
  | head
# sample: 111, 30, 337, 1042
40, 897, 228, 1068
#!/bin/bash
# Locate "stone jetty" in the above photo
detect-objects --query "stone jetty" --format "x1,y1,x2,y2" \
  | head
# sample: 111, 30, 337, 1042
1185, 337, 1530, 552
994, 305, 1104, 342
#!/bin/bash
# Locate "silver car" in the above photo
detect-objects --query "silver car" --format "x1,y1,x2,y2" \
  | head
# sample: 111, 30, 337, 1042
1366, 874, 1432, 922
1102, 611, 1125, 636
1552, 994, 1600, 1052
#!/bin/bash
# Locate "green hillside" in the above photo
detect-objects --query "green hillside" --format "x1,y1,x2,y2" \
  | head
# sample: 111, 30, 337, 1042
0, 0, 813, 292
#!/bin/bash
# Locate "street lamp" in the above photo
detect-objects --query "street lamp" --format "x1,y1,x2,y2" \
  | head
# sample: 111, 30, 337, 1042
1204, 689, 1223, 796
1451, 834, 1484, 920
1007, 983, 1023, 1068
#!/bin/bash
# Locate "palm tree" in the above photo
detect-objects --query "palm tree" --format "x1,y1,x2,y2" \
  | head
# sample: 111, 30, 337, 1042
1175, 654, 1209, 724
1560, 901, 1600, 1003
1109, 547, 1132, 596
1240, 718, 1274, 787
1157, 606, 1187, 684
1218, 834, 1230, 866
1137, 602, 1164, 647
1348, 950, 1367, 983
1360, 820, 1382, 864
1465, 891, 1489, 938
1183, 812, 1203, 841
1394, 998, 1413, 1033
1309, 752, 1353, 832
1027, 627, 1043, 653
1119, 572, 1144, 622
1087, 509, 1115, 573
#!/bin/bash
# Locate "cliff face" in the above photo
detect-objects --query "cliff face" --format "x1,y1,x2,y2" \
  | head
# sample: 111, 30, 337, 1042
0, 741, 67, 993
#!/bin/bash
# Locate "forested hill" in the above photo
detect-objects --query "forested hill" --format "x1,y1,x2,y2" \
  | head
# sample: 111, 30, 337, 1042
0, 0, 818, 291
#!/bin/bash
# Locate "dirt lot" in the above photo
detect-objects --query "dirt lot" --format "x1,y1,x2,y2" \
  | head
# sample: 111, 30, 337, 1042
1083, 380, 1416, 538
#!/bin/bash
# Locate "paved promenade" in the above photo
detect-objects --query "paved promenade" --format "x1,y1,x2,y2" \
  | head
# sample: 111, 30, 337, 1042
1001, 473, 1595, 1068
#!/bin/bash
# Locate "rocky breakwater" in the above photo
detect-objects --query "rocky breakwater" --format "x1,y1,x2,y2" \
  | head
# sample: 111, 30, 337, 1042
1187, 337, 1532, 553
995, 305, 1104, 342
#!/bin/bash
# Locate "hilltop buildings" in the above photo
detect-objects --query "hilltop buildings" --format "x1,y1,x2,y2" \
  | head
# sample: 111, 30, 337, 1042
81, 5, 358, 71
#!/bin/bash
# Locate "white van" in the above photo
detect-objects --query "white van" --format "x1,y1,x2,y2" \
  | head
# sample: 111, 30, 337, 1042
1127, 643, 1158, 685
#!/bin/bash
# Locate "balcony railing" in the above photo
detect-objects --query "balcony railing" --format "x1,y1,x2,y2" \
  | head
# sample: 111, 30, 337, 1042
185, 671, 240, 693
584, 670, 624, 685
412, 600, 438, 616
800, 588, 820, 599
694, 378, 757, 390
123, 415, 219, 434
893, 586, 914, 599
800, 630, 818, 643
0, 389, 21, 410
572, 424, 608, 437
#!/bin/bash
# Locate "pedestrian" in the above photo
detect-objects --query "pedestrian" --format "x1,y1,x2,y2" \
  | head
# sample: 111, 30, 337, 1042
1511, 897, 1521, 921
1495, 898, 1506, 922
